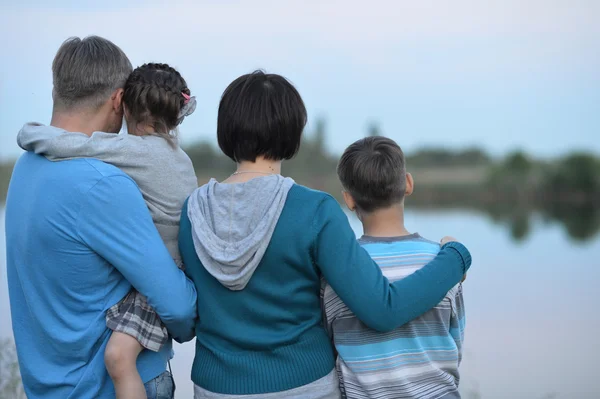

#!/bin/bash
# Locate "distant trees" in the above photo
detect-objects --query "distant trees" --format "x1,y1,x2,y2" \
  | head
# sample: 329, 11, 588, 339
367, 122, 381, 137
183, 141, 233, 183
0, 162, 13, 202
486, 150, 536, 201
286, 118, 340, 192
487, 150, 600, 201
363, 123, 491, 168
504, 150, 532, 175
0, 118, 598, 241
407, 147, 491, 168
313, 118, 327, 152
482, 150, 600, 241
543, 153, 600, 200
0, 339, 25, 399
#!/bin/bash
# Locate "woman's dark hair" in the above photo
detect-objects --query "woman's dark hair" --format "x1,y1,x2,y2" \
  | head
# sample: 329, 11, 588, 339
123, 63, 190, 141
217, 70, 307, 162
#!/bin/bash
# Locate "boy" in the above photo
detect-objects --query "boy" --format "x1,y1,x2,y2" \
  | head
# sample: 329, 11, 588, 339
323, 136, 465, 399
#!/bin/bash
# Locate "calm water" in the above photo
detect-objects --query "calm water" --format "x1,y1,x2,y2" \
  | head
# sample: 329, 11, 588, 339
1, 206, 599, 399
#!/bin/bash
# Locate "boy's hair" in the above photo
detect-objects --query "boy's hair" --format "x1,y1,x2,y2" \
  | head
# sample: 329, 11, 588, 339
337, 136, 407, 213
217, 70, 306, 162
123, 63, 191, 141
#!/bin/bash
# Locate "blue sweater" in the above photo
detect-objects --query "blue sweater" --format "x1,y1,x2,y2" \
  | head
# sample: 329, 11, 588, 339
179, 184, 471, 395
5, 152, 197, 399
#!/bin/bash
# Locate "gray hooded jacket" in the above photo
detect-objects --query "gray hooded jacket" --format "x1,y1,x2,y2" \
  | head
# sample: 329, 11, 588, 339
17, 123, 198, 265
187, 175, 295, 291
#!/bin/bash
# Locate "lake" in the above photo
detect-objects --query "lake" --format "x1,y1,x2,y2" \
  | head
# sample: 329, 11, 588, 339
2, 205, 600, 399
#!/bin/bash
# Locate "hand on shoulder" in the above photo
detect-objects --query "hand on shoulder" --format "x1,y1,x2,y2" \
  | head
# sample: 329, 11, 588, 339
440, 236, 459, 246
440, 236, 467, 282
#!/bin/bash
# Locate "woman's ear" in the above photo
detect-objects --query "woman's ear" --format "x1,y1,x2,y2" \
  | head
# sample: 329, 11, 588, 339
405, 172, 414, 197
342, 191, 356, 212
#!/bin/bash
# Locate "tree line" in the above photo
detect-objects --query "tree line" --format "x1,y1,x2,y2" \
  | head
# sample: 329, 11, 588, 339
1, 121, 598, 241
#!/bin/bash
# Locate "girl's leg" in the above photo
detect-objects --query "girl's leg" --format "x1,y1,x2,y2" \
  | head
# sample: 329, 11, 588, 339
105, 331, 146, 399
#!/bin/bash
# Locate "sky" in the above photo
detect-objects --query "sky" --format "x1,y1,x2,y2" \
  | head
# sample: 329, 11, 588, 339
0, 0, 598, 161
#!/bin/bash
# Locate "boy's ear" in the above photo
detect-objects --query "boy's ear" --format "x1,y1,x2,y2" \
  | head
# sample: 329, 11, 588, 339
405, 172, 414, 197
342, 191, 356, 212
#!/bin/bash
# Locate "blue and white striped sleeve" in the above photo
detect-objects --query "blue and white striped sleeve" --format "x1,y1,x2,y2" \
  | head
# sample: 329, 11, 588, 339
450, 284, 466, 365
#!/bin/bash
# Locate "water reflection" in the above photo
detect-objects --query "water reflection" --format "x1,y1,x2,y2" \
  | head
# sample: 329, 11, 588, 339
509, 212, 531, 242
471, 203, 599, 243
2, 206, 600, 398
540, 202, 600, 242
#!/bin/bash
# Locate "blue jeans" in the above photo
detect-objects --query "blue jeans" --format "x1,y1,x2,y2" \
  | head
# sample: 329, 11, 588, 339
145, 370, 175, 399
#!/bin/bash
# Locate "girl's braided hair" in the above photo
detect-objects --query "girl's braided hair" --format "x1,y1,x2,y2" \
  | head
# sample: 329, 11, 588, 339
123, 63, 191, 142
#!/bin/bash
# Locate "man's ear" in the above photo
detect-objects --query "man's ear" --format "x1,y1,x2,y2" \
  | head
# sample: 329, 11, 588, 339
111, 88, 124, 114
342, 191, 356, 212
405, 172, 414, 197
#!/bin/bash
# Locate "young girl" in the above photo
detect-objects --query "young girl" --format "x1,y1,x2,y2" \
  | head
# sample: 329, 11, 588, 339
17, 63, 199, 399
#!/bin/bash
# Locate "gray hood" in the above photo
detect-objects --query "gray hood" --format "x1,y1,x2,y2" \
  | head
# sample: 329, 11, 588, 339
187, 175, 295, 291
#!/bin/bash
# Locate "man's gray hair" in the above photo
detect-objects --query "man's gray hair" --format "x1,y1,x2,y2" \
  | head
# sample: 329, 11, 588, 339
52, 36, 132, 110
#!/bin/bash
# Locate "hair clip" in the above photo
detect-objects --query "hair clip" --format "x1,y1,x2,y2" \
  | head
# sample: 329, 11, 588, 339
177, 95, 196, 125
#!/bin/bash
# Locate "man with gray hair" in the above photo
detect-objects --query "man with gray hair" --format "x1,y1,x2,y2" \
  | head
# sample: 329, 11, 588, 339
5, 36, 196, 399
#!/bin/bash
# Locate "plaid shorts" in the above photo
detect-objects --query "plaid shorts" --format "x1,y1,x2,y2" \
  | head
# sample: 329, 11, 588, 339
106, 289, 168, 352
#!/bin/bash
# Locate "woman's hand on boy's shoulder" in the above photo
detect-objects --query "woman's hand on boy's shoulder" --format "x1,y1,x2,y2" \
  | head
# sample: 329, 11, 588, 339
440, 236, 458, 246
440, 236, 467, 282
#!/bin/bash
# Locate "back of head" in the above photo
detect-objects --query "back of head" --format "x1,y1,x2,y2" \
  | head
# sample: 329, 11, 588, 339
217, 70, 307, 162
122, 63, 192, 140
337, 136, 407, 213
52, 36, 132, 112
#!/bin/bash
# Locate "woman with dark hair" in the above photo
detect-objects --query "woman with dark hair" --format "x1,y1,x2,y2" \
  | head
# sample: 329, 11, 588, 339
179, 70, 472, 398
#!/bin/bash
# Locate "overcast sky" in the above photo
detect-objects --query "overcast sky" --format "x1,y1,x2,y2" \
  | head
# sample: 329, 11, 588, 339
1, 0, 598, 161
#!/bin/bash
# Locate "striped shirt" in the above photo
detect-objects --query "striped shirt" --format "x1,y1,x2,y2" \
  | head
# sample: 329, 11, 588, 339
322, 234, 465, 399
